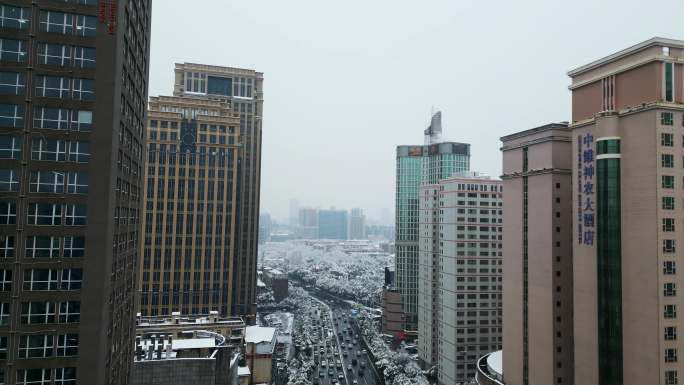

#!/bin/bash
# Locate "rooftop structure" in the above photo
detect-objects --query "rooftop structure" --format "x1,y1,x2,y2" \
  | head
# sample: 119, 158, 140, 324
135, 312, 246, 347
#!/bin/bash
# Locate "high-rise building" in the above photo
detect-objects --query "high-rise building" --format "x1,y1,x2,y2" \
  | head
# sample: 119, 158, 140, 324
395, 111, 470, 332
500, 123, 574, 385
349, 208, 366, 239
259, 213, 272, 244
289, 199, 299, 227
568, 37, 684, 385
417, 173, 503, 383
139, 94, 240, 318
172, 63, 263, 323
0, 1, 151, 383
318, 209, 348, 240
297, 207, 318, 239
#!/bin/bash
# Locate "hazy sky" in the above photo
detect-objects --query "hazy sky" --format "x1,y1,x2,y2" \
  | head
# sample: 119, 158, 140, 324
149, 0, 684, 223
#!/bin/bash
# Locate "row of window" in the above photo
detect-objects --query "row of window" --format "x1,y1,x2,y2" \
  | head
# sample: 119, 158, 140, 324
661, 112, 684, 127
0, 74, 94, 102
0, 268, 82, 291
0, 106, 93, 131
0, 333, 79, 359
0, 202, 86, 226
0, 170, 88, 194
0, 39, 95, 68
150, 120, 236, 134
15, 367, 76, 385
0, 300, 78, 325
0, 5, 96, 37
0, 235, 85, 258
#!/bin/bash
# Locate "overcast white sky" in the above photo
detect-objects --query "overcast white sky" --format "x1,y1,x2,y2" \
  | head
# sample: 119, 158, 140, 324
149, 0, 684, 223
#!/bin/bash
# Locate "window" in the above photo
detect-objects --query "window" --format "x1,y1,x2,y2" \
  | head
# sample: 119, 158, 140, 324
56, 335, 78, 357
666, 326, 678, 341
30, 171, 65, 193
27, 203, 62, 226
665, 63, 674, 103
0, 104, 23, 128
21, 302, 55, 324
60, 268, 82, 290
36, 43, 71, 66
0, 336, 6, 359
73, 46, 95, 68
31, 139, 66, 161
40, 11, 73, 34
664, 218, 676, 232
58, 301, 80, 323
23, 269, 59, 291
0, 169, 18, 192
66, 172, 88, 194
0, 202, 16, 225
665, 283, 677, 297
0, 270, 10, 291
665, 239, 677, 253
0, 5, 29, 29
663, 196, 676, 210
16, 369, 51, 385
33, 107, 69, 130
0, 38, 27, 62
67, 141, 90, 162
0, 71, 25, 95
18, 335, 54, 358
665, 261, 677, 275
35, 75, 70, 98
71, 110, 92, 131
663, 175, 675, 189
663, 133, 674, 146
663, 154, 675, 168
62, 236, 84, 258
25, 236, 60, 258
71, 78, 94, 100
0, 303, 8, 325
663, 112, 675, 126
55, 368, 76, 385
64, 204, 86, 226
75, 15, 96, 37
666, 348, 678, 363
666, 370, 678, 385
0, 236, 13, 258
665, 305, 677, 319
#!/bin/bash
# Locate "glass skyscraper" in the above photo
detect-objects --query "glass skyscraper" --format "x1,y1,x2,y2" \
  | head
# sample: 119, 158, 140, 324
395, 112, 470, 331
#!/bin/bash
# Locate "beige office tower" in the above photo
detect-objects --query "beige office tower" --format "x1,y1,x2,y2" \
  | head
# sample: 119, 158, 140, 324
139, 95, 240, 318
177, 64, 263, 323
500, 123, 574, 385
568, 37, 684, 385
418, 173, 503, 383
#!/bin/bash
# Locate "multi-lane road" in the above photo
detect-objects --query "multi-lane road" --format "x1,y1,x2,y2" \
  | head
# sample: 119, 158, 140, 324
308, 295, 377, 385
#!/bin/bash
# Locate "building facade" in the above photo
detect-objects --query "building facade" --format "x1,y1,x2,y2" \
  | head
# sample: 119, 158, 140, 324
297, 207, 318, 239
568, 38, 684, 385
139, 93, 240, 319
349, 208, 366, 240
500, 123, 574, 385
173, 63, 263, 323
0, 1, 151, 384
318, 209, 348, 240
417, 174, 503, 383
395, 111, 470, 332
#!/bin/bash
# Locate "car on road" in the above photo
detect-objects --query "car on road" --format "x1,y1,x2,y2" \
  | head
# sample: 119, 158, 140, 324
353, 381, 358, 385
361, 361, 366, 368
351, 358, 357, 365
321, 360, 327, 367
356, 351, 361, 357
328, 368, 334, 376
347, 364, 352, 371
319, 369, 325, 377
361, 349, 367, 354
338, 373, 344, 381
343, 351, 348, 357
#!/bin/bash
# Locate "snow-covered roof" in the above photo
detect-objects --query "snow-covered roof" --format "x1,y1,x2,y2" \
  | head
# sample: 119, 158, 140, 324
257, 278, 266, 288
487, 350, 503, 376
238, 366, 251, 376
172, 338, 215, 350
245, 326, 276, 344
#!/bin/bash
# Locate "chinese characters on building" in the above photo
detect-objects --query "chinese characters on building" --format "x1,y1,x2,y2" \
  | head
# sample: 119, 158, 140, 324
577, 133, 595, 245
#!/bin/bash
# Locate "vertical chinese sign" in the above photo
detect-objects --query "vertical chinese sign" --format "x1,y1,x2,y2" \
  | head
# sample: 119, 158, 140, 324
577, 133, 595, 245
98, 0, 118, 34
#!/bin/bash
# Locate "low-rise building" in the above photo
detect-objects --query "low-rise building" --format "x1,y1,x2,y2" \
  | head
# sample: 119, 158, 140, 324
262, 267, 289, 302
135, 311, 246, 347
381, 287, 405, 338
245, 326, 277, 384
130, 330, 240, 385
